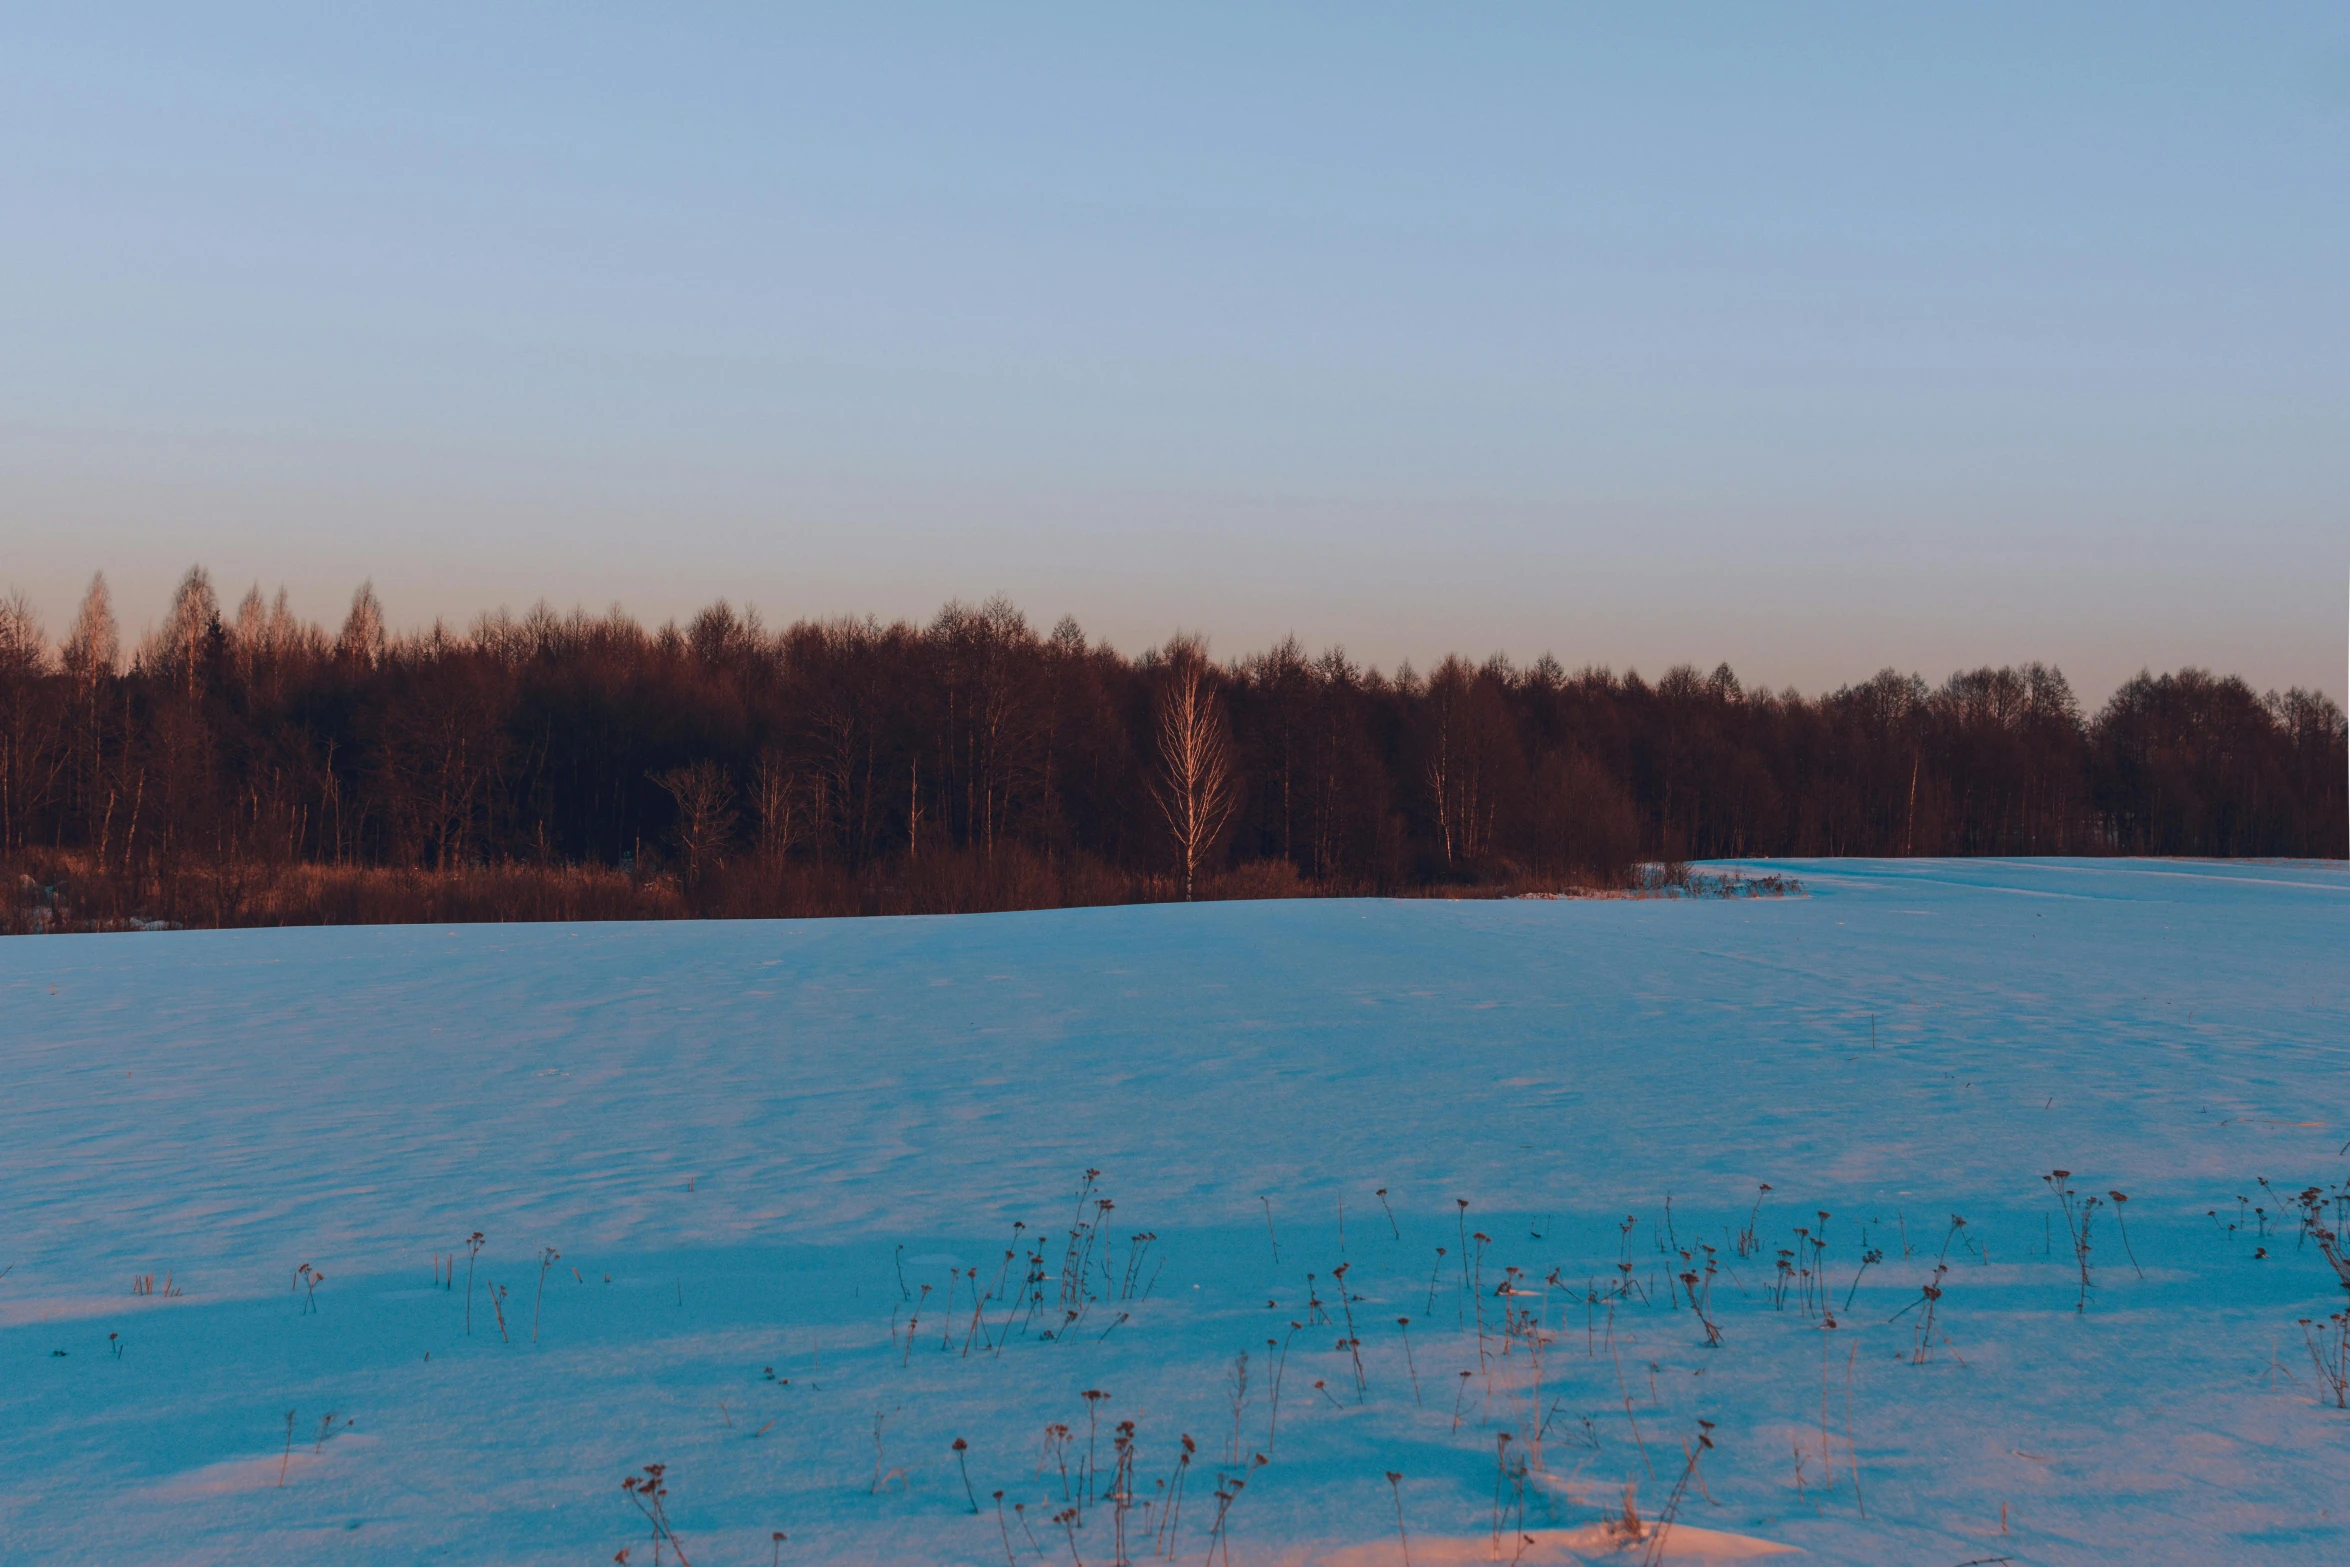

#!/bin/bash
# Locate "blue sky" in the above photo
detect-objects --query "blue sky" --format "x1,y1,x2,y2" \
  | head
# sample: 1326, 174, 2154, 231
3, 4, 2344, 699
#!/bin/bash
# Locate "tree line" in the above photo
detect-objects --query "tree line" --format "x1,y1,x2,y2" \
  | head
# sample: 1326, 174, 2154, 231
0, 568, 2340, 928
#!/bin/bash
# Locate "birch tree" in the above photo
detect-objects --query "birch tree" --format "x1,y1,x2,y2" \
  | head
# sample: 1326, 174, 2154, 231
1150, 639, 1237, 900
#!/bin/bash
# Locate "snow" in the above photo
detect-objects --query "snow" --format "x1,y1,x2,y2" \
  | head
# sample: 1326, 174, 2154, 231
3, 858, 2347, 1564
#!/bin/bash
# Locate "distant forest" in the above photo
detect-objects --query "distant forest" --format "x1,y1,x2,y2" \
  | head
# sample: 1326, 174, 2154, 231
1, 568, 2342, 931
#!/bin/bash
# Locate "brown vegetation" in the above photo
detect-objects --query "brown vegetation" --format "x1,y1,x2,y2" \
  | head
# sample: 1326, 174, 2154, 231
0, 571, 2340, 932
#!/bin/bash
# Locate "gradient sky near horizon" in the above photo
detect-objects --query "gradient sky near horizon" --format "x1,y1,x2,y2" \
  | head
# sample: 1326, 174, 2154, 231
4, 4, 2346, 701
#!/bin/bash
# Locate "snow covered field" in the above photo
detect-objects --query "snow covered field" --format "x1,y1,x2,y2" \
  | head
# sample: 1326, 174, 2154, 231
4, 859, 2347, 1565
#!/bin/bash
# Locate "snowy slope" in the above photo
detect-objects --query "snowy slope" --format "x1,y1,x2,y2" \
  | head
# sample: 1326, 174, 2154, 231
2, 859, 2345, 1564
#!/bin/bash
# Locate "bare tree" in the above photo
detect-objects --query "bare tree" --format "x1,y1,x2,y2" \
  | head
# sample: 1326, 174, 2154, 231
380, 653, 506, 871
750, 747, 808, 862
61, 574, 121, 861
652, 760, 738, 891
0, 592, 59, 853
148, 566, 220, 700
1150, 638, 1238, 900
62, 574, 119, 683
337, 581, 387, 668
0, 594, 46, 676
929, 596, 1044, 859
